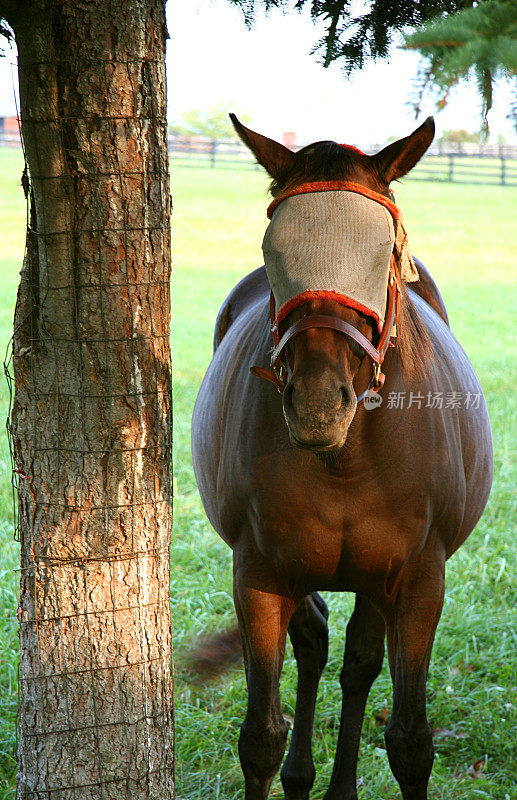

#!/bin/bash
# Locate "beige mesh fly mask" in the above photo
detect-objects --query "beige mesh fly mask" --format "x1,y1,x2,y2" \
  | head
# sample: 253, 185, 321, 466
264, 191, 394, 332
264, 181, 417, 332
250, 181, 415, 398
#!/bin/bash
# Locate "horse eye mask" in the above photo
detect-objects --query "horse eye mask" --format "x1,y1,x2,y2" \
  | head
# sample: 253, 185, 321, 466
263, 191, 396, 331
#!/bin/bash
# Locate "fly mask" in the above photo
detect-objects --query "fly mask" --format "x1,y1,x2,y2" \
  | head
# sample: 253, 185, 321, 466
250, 181, 417, 398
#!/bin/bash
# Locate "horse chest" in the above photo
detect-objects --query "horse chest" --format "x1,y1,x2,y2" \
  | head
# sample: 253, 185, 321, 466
246, 461, 423, 593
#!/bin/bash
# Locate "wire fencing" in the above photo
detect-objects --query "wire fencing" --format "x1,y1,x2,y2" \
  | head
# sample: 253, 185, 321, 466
5, 55, 173, 800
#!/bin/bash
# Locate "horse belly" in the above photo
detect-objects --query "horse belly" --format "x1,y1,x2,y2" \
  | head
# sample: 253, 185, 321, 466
192, 300, 274, 545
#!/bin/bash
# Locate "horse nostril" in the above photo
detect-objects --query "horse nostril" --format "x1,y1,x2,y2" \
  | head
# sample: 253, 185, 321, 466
339, 386, 355, 410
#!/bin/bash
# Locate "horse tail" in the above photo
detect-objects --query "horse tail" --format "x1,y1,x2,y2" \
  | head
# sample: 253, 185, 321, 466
187, 625, 242, 680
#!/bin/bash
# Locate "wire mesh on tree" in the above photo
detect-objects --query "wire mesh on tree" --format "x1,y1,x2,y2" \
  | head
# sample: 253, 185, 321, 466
5, 50, 173, 799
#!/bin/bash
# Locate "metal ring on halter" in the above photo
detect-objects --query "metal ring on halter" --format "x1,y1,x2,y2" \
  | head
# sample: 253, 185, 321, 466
273, 362, 287, 392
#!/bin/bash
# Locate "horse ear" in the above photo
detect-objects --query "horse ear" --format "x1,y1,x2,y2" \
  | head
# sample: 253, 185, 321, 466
229, 113, 296, 178
373, 117, 435, 183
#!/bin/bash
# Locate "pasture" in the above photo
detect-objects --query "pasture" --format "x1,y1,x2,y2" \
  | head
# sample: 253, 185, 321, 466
0, 146, 516, 799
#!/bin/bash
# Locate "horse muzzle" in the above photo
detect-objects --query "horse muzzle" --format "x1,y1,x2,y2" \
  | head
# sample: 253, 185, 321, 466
282, 376, 357, 452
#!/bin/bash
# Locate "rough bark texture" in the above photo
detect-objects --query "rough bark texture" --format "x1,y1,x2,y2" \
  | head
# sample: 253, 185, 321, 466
4, 1, 173, 797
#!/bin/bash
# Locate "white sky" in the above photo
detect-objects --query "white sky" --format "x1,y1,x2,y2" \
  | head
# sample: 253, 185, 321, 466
1, 0, 515, 146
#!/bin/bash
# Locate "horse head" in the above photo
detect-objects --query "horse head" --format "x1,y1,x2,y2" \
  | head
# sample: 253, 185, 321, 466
231, 114, 434, 451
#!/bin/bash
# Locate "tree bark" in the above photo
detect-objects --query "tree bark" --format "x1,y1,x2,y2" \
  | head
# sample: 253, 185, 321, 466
3, 1, 174, 797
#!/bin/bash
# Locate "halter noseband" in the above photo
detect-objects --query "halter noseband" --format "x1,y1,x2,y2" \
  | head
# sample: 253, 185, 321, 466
251, 257, 400, 399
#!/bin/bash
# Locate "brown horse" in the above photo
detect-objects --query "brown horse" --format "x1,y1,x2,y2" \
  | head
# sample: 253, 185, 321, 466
191, 116, 493, 800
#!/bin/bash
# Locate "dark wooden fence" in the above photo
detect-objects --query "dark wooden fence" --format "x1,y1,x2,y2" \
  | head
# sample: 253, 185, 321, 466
168, 135, 517, 187
2, 130, 516, 186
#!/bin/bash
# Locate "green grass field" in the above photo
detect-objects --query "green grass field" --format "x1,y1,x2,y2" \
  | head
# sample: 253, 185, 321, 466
0, 146, 516, 799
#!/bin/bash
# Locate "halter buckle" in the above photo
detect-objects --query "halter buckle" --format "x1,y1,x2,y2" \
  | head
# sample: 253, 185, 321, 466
371, 362, 385, 391
273, 362, 287, 391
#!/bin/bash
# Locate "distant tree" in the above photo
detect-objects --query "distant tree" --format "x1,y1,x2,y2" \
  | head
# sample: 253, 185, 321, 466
439, 128, 481, 143
404, 0, 517, 134
170, 104, 251, 139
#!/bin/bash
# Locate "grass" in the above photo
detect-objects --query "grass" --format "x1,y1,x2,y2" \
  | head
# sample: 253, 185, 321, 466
0, 146, 516, 799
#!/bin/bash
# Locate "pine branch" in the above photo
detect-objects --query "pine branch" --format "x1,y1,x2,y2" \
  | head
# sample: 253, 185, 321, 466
404, 0, 517, 132
228, 0, 478, 72
405, 40, 466, 48
323, 0, 348, 68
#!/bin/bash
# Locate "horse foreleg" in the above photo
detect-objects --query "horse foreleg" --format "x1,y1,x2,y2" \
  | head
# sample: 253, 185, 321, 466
234, 553, 295, 800
281, 592, 329, 800
324, 594, 385, 800
384, 549, 445, 800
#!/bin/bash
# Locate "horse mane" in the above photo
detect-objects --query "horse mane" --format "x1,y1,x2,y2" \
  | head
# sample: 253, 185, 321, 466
397, 286, 433, 380
269, 139, 434, 382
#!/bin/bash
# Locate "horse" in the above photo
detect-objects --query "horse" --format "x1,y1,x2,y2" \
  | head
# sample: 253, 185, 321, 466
191, 114, 493, 800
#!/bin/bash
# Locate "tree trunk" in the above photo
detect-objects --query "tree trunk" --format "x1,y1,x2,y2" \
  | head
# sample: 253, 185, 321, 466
3, 1, 174, 797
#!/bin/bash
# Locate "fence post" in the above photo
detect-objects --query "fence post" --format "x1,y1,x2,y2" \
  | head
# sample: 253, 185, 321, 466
448, 154, 454, 182
501, 156, 506, 186
210, 138, 217, 168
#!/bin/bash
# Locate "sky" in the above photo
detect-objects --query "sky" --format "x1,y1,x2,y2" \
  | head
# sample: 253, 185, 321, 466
0, 0, 515, 147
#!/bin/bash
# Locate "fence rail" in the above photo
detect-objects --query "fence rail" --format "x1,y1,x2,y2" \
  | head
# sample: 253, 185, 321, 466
408, 153, 517, 186
2, 132, 516, 186
168, 136, 517, 187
